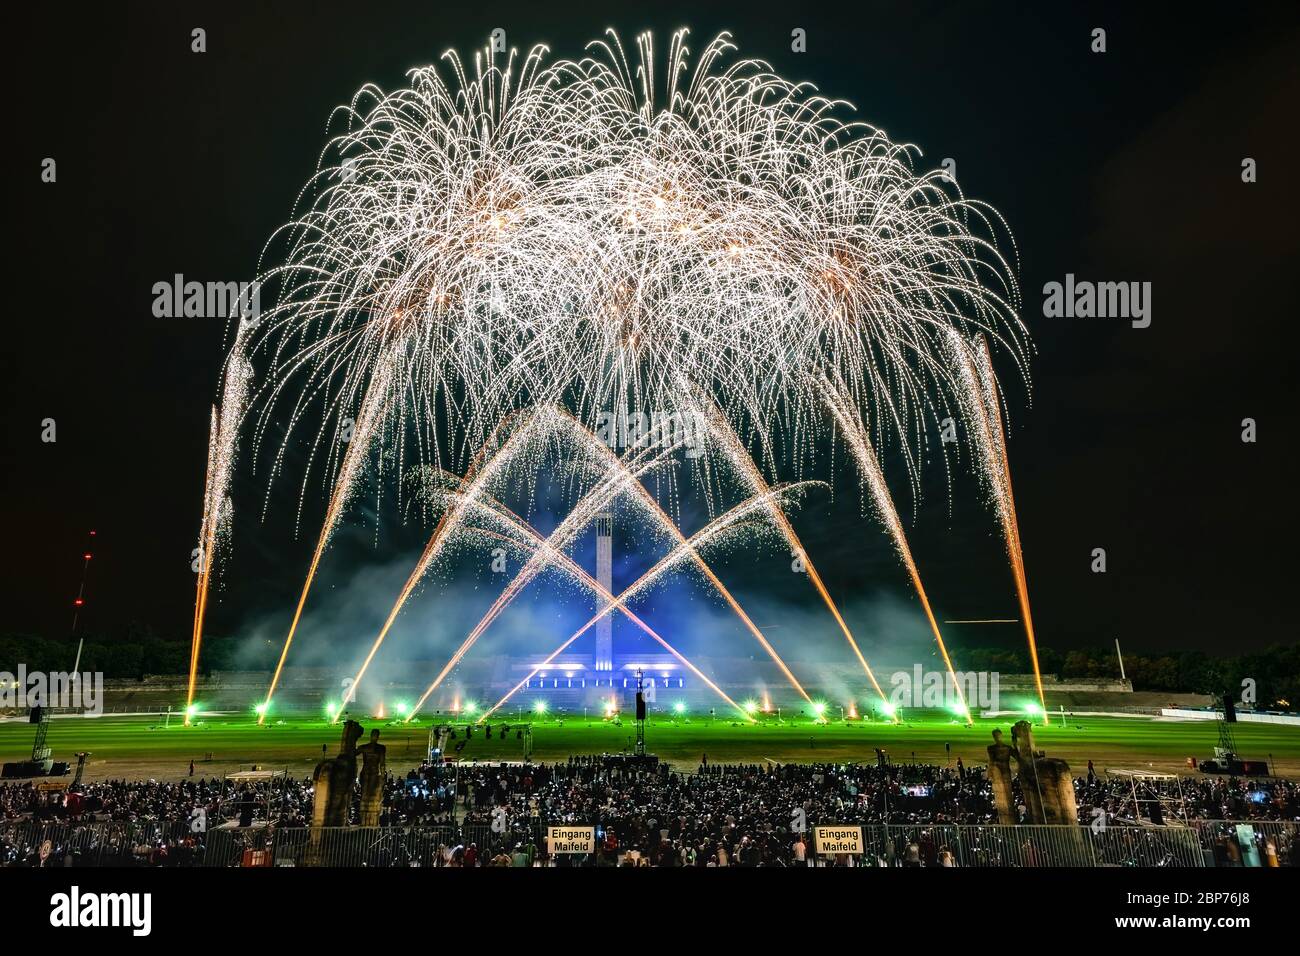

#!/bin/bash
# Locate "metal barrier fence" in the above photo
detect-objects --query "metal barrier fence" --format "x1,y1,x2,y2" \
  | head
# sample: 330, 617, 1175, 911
203, 825, 271, 868
859, 823, 1206, 867
2, 819, 1292, 867
1189, 819, 1297, 868
0, 820, 202, 867
265, 825, 458, 868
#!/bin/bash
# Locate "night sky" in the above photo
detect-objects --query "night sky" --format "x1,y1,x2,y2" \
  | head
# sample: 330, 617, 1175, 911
5, 1, 1297, 662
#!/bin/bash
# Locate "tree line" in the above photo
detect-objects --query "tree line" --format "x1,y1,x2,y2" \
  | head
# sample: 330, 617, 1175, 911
960, 644, 1298, 710
1, 627, 1295, 711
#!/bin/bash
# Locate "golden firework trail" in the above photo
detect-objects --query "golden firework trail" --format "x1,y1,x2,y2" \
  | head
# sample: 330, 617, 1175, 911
336, 410, 538, 713
259, 346, 397, 722
478, 483, 817, 722
186, 406, 220, 725
823, 376, 972, 724
692, 392, 891, 708
186, 325, 252, 724
947, 332, 1045, 716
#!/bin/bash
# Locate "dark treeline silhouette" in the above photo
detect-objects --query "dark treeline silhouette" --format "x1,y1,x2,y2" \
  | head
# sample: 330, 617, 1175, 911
963, 645, 1298, 709
3, 629, 1298, 709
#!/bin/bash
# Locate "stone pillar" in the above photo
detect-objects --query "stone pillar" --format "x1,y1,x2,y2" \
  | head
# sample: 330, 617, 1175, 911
1034, 758, 1079, 826
595, 511, 613, 671
308, 720, 362, 863
1010, 719, 1078, 827
356, 728, 387, 827
1011, 720, 1045, 824
986, 729, 1017, 825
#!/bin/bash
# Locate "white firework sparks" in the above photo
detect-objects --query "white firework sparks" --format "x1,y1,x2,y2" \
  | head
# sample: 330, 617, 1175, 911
245, 28, 1026, 507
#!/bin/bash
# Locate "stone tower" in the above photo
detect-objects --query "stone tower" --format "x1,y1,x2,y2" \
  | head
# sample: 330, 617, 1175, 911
595, 511, 613, 671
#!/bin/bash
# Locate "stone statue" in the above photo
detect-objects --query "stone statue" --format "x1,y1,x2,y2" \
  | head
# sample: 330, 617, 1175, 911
312, 719, 362, 829
1011, 721, 1078, 825
987, 721, 1079, 827
356, 728, 387, 827
986, 728, 1017, 825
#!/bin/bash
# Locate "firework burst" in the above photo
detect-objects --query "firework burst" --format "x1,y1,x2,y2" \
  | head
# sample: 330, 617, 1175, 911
244, 28, 1025, 493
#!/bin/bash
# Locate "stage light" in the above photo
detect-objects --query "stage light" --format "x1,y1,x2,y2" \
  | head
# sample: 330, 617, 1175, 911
673, 701, 686, 714
533, 700, 547, 715
812, 701, 827, 717
744, 699, 758, 714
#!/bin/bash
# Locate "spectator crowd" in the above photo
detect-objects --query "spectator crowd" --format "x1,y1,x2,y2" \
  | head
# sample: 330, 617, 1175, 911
2, 753, 1296, 867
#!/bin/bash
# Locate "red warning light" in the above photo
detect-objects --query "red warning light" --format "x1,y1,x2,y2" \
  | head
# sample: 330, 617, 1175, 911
83, 553, 93, 560
74, 598, 85, 607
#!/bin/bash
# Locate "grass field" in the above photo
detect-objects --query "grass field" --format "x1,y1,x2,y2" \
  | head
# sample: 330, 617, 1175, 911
4, 710, 1299, 782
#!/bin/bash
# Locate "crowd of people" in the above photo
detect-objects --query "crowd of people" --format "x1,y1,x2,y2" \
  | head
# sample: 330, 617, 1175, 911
454, 756, 997, 866
1072, 763, 1300, 825
2, 754, 1296, 867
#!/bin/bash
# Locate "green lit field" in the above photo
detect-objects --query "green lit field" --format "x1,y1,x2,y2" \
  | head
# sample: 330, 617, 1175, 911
4, 710, 1299, 782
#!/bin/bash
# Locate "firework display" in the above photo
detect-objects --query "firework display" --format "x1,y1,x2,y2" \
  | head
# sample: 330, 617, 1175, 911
188, 30, 1032, 715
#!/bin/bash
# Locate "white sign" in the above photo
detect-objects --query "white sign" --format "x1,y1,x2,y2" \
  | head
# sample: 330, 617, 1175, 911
547, 826, 595, 854
814, 825, 863, 855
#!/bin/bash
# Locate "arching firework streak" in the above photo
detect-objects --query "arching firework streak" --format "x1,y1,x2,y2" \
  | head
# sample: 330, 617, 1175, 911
478, 484, 815, 722
402, 413, 815, 717
259, 346, 398, 721
186, 327, 252, 723
555, 412, 815, 703
342, 408, 778, 714
401, 418, 687, 718
823, 378, 972, 724
186, 407, 220, 725
449, 499, 752, 721
407, 412, 817, 715
692, 395, 892, 711
952, 333, 1045, 716
335, 409, 540, 713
